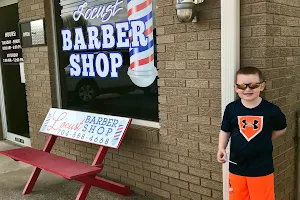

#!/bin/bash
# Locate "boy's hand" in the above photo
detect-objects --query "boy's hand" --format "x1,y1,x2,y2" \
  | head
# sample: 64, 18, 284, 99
217, 149, 227, 164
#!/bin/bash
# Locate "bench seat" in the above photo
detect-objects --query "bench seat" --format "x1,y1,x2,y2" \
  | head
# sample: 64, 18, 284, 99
0, 147, 102, 180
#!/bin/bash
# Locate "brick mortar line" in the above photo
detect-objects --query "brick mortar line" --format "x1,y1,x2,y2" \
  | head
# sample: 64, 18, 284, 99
274, 146, 296, 159
242, 2, 300, 7
264, 2, 300, 8
275, 166, 295, 178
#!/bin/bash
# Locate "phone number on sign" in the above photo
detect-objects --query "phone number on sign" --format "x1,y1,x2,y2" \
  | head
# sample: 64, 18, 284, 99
56, 129, 110, 145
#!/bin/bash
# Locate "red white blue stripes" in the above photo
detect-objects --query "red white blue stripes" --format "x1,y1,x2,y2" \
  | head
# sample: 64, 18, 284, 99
111, 120, 125, 146
127, 0, 154, 70
41, 111, 53, 132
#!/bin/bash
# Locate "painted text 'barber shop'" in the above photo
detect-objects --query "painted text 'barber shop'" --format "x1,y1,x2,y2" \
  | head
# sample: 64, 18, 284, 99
61, 0, 149, 78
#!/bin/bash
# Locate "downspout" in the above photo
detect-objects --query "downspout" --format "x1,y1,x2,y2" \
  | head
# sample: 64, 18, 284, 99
221, 0, 240, 200
297, 111, 300, 199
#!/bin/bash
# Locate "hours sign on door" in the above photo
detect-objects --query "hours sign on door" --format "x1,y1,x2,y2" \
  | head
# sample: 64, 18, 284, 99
1, 30, 23, 64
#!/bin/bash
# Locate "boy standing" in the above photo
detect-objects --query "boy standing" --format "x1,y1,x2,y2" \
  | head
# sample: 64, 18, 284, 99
217, 67, 287, 200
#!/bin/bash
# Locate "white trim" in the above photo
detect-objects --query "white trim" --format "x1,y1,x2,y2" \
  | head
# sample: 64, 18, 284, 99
221, 0, 240, 200
131, 118, 160, 129
0, 60, 8, 140
0, 0, 17, 8
6, 132, 31, 147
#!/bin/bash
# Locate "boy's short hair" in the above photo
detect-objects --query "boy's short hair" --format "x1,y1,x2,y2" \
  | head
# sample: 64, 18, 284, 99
236, 67, 264, 82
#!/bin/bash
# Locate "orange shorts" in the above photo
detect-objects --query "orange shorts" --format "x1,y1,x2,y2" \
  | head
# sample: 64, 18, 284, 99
229, 172, 275, 200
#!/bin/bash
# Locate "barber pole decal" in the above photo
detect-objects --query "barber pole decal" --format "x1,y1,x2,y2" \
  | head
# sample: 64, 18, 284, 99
127, 0, 154, 70
111, 120, 126, 146
41, 111, 53, 132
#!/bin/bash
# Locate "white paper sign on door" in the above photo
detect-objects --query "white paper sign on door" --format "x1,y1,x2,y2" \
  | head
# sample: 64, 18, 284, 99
19, 62, 25, 83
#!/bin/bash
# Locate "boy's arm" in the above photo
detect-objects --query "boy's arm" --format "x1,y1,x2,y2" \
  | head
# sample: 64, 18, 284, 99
218, 130, 231, 150
218, 104, 232, 163
271, 106, 287, 140
272, 127, 287, 140
217, 130, 231, 163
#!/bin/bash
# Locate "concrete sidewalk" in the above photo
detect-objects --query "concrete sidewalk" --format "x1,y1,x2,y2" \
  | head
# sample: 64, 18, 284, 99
0, 141, 151, 200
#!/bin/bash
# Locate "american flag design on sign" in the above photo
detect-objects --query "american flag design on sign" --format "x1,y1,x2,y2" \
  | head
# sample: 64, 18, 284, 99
111, 120, 126, 146
127, 0, 154, 71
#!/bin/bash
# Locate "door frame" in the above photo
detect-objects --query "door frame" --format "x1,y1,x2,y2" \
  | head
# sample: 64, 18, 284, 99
0, 0, 31, 147
0, 0, 17, 8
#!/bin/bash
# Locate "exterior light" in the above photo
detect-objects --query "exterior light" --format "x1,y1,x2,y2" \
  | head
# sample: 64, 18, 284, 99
176, 0, 205, 23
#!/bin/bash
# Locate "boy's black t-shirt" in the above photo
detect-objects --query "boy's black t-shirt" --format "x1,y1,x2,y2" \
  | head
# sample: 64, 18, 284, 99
221, 98, 287, 177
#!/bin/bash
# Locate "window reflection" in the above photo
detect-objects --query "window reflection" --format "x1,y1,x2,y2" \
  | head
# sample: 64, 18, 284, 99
54, 0, 158, 122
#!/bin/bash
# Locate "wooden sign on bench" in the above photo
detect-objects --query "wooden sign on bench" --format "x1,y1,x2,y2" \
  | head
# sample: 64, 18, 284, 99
40, 108, 131, 149
0, 108, 132, 200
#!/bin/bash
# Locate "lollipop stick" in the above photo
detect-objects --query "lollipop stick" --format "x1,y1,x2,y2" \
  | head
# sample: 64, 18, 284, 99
223, 158, 237, 165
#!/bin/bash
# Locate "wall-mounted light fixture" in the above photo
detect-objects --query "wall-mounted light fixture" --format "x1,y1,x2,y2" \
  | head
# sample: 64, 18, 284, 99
176, 0, 205, 23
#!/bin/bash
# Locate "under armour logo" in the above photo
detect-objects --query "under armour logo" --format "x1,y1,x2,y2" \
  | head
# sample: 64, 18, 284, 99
242, 119, 259, 129
238, 116, 263, 141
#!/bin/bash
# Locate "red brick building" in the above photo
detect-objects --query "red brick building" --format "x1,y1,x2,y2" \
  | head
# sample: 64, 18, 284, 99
0, 0, 299, 199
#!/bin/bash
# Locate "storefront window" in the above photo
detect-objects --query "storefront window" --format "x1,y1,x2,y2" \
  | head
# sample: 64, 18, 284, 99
53, 0, 158, 122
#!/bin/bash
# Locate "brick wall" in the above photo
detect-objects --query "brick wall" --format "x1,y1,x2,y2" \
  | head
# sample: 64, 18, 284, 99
19, 0, 223, 199
18, 0, 53, 149
156, 0, 223, 199
266, 1, 300, 199
241, 0, 300, 199
18, 0, 300, 199
19, 0, 224, 199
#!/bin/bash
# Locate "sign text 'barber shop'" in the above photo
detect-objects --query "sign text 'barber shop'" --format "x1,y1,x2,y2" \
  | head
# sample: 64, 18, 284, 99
40, 108, 131, 149
61, 0, 149, 78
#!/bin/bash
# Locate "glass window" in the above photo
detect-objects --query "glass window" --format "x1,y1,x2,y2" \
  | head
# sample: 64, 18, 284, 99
53, 0, 158, 122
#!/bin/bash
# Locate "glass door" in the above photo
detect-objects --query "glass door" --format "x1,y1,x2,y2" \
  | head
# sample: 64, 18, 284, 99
0, 2, 30, 146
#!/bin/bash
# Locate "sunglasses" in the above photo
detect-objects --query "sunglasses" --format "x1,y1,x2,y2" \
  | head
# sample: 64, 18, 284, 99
235, 82, 264, 90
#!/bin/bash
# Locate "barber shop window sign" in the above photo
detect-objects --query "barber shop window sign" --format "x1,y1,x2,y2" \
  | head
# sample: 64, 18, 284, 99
61, 0, 157, 87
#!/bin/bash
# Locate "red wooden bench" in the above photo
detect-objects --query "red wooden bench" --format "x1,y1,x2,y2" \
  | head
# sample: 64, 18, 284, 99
0, 108, 133, 200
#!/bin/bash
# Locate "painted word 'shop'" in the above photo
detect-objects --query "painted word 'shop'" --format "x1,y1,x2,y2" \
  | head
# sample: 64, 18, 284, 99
61, 0, 157, 87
